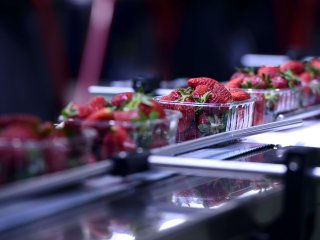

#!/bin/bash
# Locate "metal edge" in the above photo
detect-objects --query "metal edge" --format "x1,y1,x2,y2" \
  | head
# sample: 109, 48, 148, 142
0, 160, 113, 202
151, 118, 303, 156
276, 104, 320, 121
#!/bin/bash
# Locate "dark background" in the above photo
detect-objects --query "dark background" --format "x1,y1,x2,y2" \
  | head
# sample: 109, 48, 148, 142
0, 0, 319, 120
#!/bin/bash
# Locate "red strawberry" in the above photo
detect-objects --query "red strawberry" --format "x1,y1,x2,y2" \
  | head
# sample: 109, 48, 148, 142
114, 110, 139, 121
258, 66, 280, 78
0, 114, 40, 129
188, 78, 233, 103
0, 124, 38, 140
230, 68, 254, 80
39, 121, 54, 138
270, 76, 289, 89
280, 60, 305, 75
111, 92, 134, 108
88, 96, 109, 112
160, 95, 175, 101
225, 77, 244, 88
311, 58, 320, 70
182, 124, 201, 141
139, 100, 165, 119
101, 126, 136, 158
229, 89, 250, 101
162, 89, 182, 101
241, 75, 268, 89
187, 77, 218, 89
177, 117, 193, 133
86, 108, 114, 121
191, 85, 211, 102
197, 112, 211, 134
62, 103, 91, 119
299, 72, 313, 84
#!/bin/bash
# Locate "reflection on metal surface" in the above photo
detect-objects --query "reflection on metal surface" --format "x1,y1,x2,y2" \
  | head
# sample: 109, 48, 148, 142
159, 218, 186, 231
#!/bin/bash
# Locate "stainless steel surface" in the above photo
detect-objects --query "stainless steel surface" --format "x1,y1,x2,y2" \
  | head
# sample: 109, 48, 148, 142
276, 104, 320, 121
151, 118, 303, 156
0, 160, 113, 202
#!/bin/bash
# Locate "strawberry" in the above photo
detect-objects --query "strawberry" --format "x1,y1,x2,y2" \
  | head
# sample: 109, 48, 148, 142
281, 70, 301, 88
160, 89, 182, 101
111, 92, 134, 109
182, 125, 201, 141
270, 76, 289, 89
191, 85, 212, 102
225, 77, 244, 88
280, 60, 305, 75
138, 100, 165, 119
177, 115, 193, 133
230, 67, 255, 80
311, 58, 320, 70
88, 96, 109, 112
229, 89, 250, 101
197, 112, 211, 134
188, 78, 232, 103
257, 66, 280, 78
299, 72, 313, 84
114, 110, 139, 121
100, 126, 136, 158
62, 103, 91, 119
85, 108, 114, 121
241, 75, 268, 89
187, 77, 219, 89
0, 124, 38, 140
160, 95, 175, 101
0, 114, 40, 130
38, 121, 54, 138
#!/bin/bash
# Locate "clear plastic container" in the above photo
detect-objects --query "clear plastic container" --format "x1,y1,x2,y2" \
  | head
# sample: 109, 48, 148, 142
0, 132, 94, 185
67, 109, 182, 159
301, 80, 320, 107
242, 88, 301, 125
154, 97, 254, 142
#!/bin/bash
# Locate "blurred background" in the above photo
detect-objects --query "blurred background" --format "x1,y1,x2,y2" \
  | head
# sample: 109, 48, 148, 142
0, 0, 319, 120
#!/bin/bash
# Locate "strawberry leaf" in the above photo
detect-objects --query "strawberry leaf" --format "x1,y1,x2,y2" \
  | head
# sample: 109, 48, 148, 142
198, 124, 211, 133
149, 111, 160, 120
61, 103, 78, 118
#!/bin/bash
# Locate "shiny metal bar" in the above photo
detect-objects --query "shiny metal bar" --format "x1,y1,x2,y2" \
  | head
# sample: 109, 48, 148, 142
149, 155, 286, 177
276, 104, 320, 121
0, 160, 113, 201
151, 118, 303, 156
149, 155, 320, 179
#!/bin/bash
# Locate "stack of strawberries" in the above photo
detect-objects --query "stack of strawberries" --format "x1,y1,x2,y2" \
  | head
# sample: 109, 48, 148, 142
62, 93, 176, 159
157, 77, 253, 142
225, 58, 320, 124
0, 114, 91, 184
